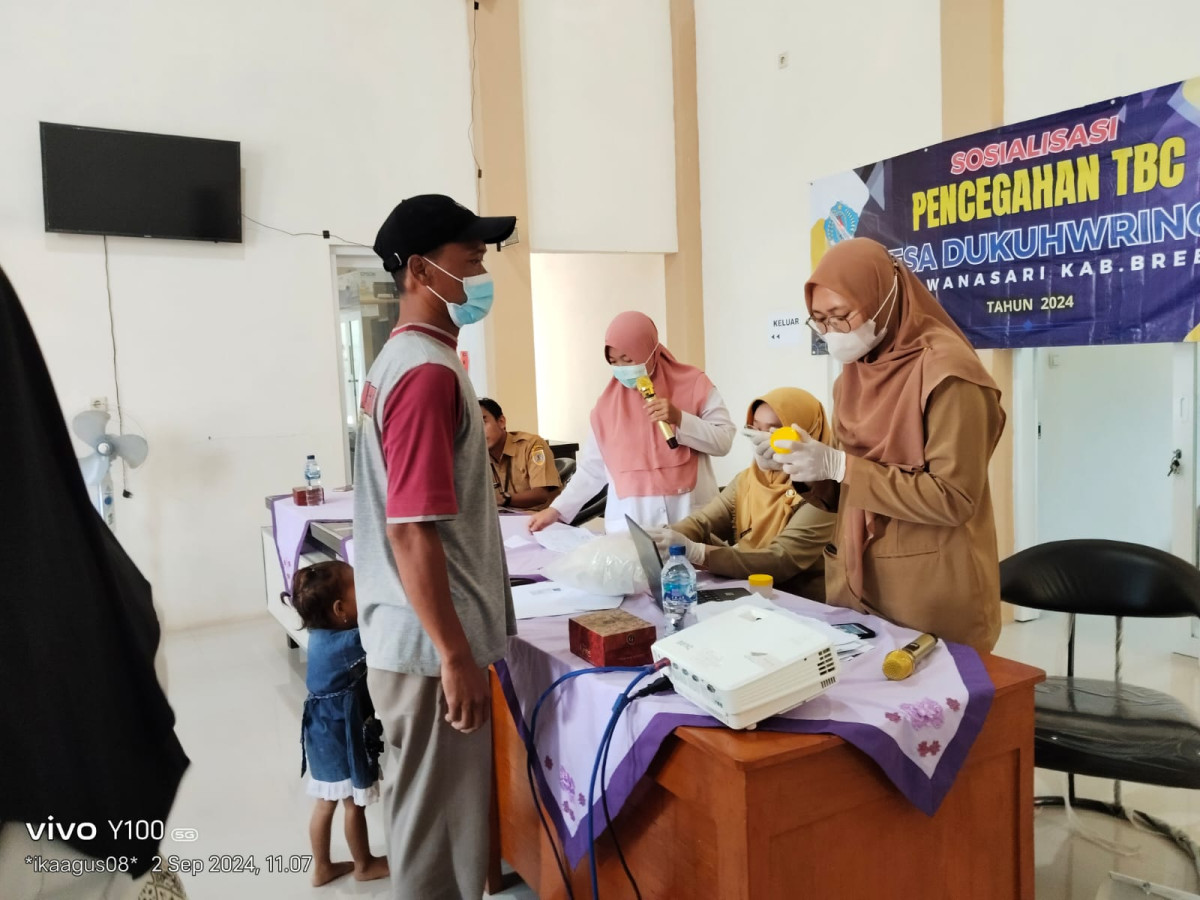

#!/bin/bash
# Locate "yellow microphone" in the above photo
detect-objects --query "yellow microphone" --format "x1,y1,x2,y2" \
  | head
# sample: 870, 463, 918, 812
882, 633, 938, 681
634, 375, 679, 449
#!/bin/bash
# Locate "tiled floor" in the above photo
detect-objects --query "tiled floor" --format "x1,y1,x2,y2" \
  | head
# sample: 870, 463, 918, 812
160, 611, 1200, 899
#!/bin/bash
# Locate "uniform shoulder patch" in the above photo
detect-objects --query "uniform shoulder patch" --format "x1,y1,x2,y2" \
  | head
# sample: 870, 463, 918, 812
532, 446, 546, 466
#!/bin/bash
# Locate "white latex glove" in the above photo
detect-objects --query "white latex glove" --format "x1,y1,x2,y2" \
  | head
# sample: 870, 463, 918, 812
773, 425, 847, 483
746, 428, 782, 472
647, 528, 708, 566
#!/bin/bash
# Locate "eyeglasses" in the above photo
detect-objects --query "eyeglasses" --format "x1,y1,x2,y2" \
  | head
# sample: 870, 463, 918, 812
805, 312, 859, 336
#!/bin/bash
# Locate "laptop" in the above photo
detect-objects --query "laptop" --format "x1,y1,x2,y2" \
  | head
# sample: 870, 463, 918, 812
625, 515, 751, 608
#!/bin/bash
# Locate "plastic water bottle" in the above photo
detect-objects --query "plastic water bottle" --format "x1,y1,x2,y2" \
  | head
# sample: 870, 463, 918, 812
661, 546, 698, 632
304, 454, 322, 487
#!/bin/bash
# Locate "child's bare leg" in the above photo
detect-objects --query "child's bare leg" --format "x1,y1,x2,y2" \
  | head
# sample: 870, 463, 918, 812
310, 799, 354, 886
342, 798, 389, 881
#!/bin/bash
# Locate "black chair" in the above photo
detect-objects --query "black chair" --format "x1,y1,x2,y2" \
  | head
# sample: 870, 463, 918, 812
999, 539, 1200, 869
570, 486, 607, 528
554, 456, 576, 484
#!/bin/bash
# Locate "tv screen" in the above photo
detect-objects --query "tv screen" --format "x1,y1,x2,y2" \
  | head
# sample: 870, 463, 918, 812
40, 122, 242, 243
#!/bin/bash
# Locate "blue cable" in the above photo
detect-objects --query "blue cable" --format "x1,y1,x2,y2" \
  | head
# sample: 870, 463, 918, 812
587, 668, 659, 900
523, 664, 655, 900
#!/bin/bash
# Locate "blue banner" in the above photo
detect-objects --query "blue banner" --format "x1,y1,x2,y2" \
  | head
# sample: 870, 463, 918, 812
810, 77, 1200, 349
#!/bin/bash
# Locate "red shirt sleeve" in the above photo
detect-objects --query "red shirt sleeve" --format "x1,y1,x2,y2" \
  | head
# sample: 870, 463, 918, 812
380, 363, 462, 520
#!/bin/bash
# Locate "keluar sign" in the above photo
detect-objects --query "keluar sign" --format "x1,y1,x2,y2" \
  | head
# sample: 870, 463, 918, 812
810, 78, 1200, 350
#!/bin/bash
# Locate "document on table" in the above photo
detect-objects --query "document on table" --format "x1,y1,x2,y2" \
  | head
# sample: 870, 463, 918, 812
531, 522, 595, 554
510, 581, 623, 620
696, 599, 873, 659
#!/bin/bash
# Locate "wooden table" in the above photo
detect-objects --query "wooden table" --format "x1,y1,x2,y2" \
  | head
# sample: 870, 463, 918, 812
488, 653, 1043, 900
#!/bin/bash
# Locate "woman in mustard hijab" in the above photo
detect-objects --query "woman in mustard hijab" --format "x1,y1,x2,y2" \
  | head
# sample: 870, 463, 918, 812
650, 388, 837, 600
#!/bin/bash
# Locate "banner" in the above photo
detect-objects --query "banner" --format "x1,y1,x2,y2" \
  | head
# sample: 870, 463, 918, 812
810, 78, 1200, 350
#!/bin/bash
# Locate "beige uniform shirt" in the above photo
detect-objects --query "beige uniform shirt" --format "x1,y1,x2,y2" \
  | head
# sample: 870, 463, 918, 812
672, 470, 836, 601
805, 377, 1005, 653
491, 431, 562, 512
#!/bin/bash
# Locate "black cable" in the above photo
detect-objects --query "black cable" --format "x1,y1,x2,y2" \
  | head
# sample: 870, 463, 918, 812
328, 232, 369, 248
241, 214, 324, 238
598, 676, 672, 899
468, 1, 480, 176
525, 746, 575, 899
241, 214, 370, 248
102, 236, 131, 496
599, 696, 641, 900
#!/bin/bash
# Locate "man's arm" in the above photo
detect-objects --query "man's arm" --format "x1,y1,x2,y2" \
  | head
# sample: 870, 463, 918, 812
505, 486, 558, 509
387, 522, 488, 733
504, 437, 562, 509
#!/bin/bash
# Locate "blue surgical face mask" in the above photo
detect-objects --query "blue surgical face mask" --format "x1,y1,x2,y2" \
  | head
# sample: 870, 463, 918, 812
422, 257, 495, 326
612, 363, 648, 389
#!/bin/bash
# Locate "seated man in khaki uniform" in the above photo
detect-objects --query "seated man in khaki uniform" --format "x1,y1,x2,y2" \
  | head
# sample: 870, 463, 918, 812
479, 398, 562, 511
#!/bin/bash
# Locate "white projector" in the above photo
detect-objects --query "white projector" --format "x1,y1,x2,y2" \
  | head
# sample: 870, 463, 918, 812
651, 605, 840, 730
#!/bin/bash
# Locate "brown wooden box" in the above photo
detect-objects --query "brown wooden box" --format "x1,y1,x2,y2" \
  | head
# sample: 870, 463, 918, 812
568, 609, 656, 667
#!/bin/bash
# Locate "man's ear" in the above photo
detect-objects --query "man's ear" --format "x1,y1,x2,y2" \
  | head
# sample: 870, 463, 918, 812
498, 416, 507, 431
407, 254, 430, 285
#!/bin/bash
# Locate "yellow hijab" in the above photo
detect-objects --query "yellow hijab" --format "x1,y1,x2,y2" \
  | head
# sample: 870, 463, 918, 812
735, 388, 832, 549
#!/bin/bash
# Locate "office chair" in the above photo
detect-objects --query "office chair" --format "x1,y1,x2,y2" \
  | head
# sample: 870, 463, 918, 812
999, 539, 1200, 872
554, 456, 576, 484
570, 487, 606, 527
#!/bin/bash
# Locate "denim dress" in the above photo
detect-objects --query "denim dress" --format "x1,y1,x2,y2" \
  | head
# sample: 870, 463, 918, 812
300, 628, 383, 805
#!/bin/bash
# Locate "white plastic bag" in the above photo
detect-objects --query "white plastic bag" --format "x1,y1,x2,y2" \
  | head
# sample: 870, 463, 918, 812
543, 533, 649, 597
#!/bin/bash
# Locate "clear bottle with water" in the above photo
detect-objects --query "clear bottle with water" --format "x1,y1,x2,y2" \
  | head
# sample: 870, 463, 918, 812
304, 454, 322, 487
661, 545, 698, 632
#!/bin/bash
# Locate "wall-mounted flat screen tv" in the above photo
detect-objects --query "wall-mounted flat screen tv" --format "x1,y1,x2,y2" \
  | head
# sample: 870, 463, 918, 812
40, 122, 242, 243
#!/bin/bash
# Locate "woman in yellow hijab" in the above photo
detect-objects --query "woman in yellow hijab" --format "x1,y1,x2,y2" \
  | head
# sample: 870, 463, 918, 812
650, 388, 837, 600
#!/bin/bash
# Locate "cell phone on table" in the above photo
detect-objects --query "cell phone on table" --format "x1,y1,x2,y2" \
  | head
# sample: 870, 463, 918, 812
833, 622, 876, 639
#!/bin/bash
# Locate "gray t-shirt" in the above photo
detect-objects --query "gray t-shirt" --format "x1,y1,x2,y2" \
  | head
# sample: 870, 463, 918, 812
353, 322, 515, 676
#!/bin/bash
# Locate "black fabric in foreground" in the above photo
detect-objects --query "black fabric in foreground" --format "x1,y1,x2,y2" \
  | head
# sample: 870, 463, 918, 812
0, 263, 188, 877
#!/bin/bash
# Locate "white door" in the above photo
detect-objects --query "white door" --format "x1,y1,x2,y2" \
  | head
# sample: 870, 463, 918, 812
1034, 343, 1191, 553
1013, 342, 1199, 652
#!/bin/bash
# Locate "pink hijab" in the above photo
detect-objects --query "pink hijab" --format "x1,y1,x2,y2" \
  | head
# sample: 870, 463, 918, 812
590, 312, 713, 498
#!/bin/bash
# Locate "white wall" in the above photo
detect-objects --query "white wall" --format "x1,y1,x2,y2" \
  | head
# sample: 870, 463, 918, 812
1005, 0, 1200, 121
0, 0, 477, 629
531, 253, 668, 443
520, 0, 678, 253
693, 0, 943, 485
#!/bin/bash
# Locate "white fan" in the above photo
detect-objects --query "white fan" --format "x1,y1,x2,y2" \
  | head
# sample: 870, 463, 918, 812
73, 409, 149, 527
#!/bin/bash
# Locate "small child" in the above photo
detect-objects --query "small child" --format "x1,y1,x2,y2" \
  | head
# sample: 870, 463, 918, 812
290, 560, 389, 886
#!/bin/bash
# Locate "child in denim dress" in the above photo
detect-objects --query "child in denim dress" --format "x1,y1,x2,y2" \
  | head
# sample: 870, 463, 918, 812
290, 561, 388, 886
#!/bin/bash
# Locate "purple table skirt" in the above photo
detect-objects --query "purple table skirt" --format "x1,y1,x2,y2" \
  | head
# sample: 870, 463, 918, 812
495, 590, 994, 869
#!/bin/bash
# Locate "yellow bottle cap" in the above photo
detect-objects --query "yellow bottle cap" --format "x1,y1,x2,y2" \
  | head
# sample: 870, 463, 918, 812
748, 574, 773, 588
770, 426, 800, 452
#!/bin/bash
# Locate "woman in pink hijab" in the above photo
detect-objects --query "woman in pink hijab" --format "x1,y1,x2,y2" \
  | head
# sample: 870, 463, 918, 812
529, 311, 735, 533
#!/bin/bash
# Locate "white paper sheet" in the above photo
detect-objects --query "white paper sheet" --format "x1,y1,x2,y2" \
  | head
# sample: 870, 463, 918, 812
531, 522, 595, 554
510, 581, 624, 620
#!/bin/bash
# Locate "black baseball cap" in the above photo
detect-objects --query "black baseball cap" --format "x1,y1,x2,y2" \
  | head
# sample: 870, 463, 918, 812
374, 194, 517, 273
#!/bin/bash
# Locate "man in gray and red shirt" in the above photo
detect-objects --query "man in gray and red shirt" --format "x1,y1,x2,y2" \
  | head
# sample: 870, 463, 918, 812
355, 194, 516, 900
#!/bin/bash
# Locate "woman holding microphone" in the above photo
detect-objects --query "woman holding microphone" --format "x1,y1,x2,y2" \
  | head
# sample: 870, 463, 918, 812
529, 311, 735, 534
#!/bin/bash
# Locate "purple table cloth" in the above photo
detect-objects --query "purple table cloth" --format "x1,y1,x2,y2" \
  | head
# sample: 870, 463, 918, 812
495, 590, 994, 869
269, 491, 355, 592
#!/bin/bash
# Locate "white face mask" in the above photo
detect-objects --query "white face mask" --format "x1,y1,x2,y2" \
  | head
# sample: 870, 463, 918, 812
821, 274, 899, 364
